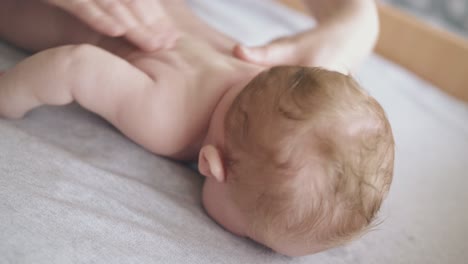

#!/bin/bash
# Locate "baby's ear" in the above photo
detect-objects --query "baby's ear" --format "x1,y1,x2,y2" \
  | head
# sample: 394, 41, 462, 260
198, 145, 226, 183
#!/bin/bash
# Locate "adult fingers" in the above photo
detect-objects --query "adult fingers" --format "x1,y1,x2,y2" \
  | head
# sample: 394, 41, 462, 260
123, 0, 159, 25
233, 39, 296, 66
122, 0, 177, 51
47, 0, 177, 51
96, 0, 138, 31
233, 44, 267, 65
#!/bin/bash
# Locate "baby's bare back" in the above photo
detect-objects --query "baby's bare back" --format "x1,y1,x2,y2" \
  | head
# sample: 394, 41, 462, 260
0, 0, 239, 160
121, 35, 235, 159
99, 1, 239, 159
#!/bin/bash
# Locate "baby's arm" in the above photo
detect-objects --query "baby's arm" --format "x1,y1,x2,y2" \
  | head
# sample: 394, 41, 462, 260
0, 44, 164, 151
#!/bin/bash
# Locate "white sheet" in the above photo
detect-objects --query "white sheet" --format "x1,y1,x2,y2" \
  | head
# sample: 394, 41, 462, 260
1, 0, 468, 263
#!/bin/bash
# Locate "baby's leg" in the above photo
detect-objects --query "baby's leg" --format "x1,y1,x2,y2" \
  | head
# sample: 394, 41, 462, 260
0, 0, 100, 52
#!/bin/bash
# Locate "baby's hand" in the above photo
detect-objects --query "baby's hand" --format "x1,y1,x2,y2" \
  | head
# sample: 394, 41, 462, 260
45, 0, 178, 52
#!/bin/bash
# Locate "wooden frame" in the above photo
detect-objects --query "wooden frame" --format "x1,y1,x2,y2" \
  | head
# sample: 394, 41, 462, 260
278, 0, 468, 102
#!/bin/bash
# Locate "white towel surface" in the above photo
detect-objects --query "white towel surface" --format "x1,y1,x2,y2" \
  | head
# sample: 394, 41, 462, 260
1, 0, 468, 263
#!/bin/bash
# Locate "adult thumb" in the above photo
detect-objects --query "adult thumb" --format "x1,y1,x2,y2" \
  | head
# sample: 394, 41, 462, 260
233, 44, 274, 66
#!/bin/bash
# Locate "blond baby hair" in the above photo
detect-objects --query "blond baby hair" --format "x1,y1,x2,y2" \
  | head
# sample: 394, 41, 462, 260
224, 66, 394, 254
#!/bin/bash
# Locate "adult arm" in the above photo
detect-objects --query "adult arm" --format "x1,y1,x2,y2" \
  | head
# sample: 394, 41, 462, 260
44, 0, 179, 52
233, 0, 379, 73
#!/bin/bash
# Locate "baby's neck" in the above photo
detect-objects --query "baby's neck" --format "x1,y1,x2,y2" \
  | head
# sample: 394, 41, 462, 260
201, 61, 264, 150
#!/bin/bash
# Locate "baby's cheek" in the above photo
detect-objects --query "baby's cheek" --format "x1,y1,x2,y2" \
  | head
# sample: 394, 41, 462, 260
201, 180, 247, 236
201, 180, 229, 231
201, 180, 230, 224
201, 179, 219, 218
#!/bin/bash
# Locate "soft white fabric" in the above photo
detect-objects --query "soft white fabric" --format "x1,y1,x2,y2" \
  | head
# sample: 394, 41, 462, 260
1, 0, 468, 263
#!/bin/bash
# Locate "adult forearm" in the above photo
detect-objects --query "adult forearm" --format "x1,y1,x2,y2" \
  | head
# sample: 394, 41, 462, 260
303, 0, 379, 43
296, 0, 379, 70
303, 0, 378, 25
233, 0, 380, 72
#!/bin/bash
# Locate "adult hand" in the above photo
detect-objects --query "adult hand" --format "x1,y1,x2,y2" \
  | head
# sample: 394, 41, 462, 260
233, 26, 361, 74
45, 0, 178, 52
233, 0, 379, 74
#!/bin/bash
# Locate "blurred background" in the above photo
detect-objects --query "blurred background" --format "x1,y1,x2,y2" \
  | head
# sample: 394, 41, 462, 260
383, 0, 468, 37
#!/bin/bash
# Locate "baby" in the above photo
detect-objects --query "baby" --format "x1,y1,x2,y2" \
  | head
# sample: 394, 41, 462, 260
0, 0, 394, 257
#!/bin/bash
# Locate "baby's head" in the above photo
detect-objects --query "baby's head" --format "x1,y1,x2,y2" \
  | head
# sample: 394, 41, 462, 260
199, 66, 394, 256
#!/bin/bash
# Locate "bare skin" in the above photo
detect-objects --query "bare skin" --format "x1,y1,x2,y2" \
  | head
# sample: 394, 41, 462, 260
0, 0, 235, 55
0, 0, 259, 249
0, 0, 380, 256
43, 0, 179, 52
0, 0, 261, 161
